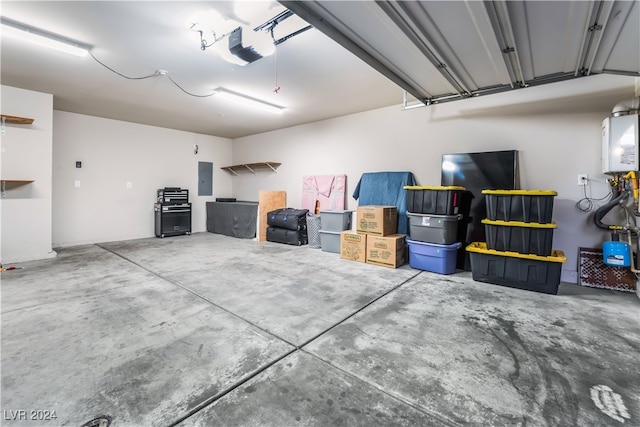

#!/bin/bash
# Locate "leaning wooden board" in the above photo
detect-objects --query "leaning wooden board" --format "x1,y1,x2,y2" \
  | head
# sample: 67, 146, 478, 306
257, 191, 286, 242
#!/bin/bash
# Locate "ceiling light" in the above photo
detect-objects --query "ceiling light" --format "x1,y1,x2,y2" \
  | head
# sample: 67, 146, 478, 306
214, 88, 285, 114
1, 16, 90, 57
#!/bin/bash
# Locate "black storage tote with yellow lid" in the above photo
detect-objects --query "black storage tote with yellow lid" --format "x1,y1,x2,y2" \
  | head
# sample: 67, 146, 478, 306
482, 218, 556, 256
482, 189, 557, 223
404, 186, 466, 215
466, 242, 566, 294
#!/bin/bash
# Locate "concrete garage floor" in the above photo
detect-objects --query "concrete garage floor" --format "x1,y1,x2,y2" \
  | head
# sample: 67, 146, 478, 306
1, 232, 638, 427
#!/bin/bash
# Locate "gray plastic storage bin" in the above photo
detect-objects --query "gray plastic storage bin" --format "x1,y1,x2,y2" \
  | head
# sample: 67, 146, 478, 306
320, 210, 353, 232
407, 212, 460, 244
319, 230, 341, 253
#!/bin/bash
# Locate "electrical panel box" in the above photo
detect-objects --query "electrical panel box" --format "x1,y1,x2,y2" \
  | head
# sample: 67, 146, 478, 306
602, 114, 640, 174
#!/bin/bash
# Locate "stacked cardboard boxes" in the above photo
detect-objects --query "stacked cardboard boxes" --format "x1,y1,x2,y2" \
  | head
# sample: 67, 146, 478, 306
339, 206, 407, 268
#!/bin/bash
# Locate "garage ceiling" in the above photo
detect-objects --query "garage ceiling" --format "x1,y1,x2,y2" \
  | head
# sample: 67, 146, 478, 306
282, 0, 639, 106
1, 1, 638, 139
0, 1, 403, 139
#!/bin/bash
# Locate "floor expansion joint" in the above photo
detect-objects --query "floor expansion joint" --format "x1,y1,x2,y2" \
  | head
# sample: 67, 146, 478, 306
98, 243, 437, 426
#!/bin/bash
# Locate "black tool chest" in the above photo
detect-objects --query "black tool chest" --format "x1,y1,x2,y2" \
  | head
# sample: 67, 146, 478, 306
154, 187, 191, 238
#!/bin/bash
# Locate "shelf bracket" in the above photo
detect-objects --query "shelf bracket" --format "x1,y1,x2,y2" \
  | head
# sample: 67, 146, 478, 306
265, 162, 278, 173
1, 116, 5, 136
1, 181, 5, 198
221, 162, 281, 175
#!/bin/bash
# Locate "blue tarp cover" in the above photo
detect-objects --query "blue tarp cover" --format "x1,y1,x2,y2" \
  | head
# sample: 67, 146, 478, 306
352, 171, 416, 234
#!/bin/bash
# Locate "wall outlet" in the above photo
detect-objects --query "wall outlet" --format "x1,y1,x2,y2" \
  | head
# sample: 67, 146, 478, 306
126, 181, 132, 189
578, 174, 588, 186
74, 180, 81, 188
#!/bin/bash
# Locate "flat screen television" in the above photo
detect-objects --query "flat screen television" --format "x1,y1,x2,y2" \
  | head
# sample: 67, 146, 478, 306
441, 150, 519, 268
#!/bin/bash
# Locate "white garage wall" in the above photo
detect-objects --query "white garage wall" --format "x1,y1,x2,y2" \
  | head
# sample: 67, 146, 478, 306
230, 75, 638, 283
52, 111, 233, 247
1, 86, 56, 263
6, 75, 637, 282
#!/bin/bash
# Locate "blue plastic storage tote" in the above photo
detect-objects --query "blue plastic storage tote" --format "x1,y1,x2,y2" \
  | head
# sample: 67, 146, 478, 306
406, 238, 459, 274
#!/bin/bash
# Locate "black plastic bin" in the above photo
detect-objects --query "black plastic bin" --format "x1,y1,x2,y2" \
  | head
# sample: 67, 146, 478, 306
483, 190, 557, 223
466, 242, 566, 295
482, 219, 556, 256
404, 186, 466, 215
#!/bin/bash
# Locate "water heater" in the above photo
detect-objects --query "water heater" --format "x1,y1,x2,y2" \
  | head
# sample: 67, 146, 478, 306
602, 111, 640, 174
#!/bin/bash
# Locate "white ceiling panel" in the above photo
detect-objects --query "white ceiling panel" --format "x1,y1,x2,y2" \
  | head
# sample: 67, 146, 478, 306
294, 1, 459, 98
592, 0, 640, 74
519, 1, 593, 77
386, 1, 513, 91
459, 1, 514, 89
283, 0, 640, 105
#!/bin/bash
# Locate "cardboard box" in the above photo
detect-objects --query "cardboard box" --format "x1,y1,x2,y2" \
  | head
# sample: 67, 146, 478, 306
356, 206, 397, 236
340, 230, 367, 262
366, 234, 407, 268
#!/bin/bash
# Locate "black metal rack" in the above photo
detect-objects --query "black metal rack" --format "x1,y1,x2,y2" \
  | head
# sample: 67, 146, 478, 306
155, 187, 191, 238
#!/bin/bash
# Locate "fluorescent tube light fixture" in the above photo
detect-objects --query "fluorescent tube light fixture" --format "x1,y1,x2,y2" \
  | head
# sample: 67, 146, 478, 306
1, 16, 91, 57
214, 88, 285, 114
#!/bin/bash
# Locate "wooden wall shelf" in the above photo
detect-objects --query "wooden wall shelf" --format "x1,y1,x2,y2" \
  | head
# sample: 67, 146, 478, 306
1, 115, 35, 125
1, 180, 35, 198
1, 115, 34, 135
1, 180, 35, 184
221, 162, 281, 176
